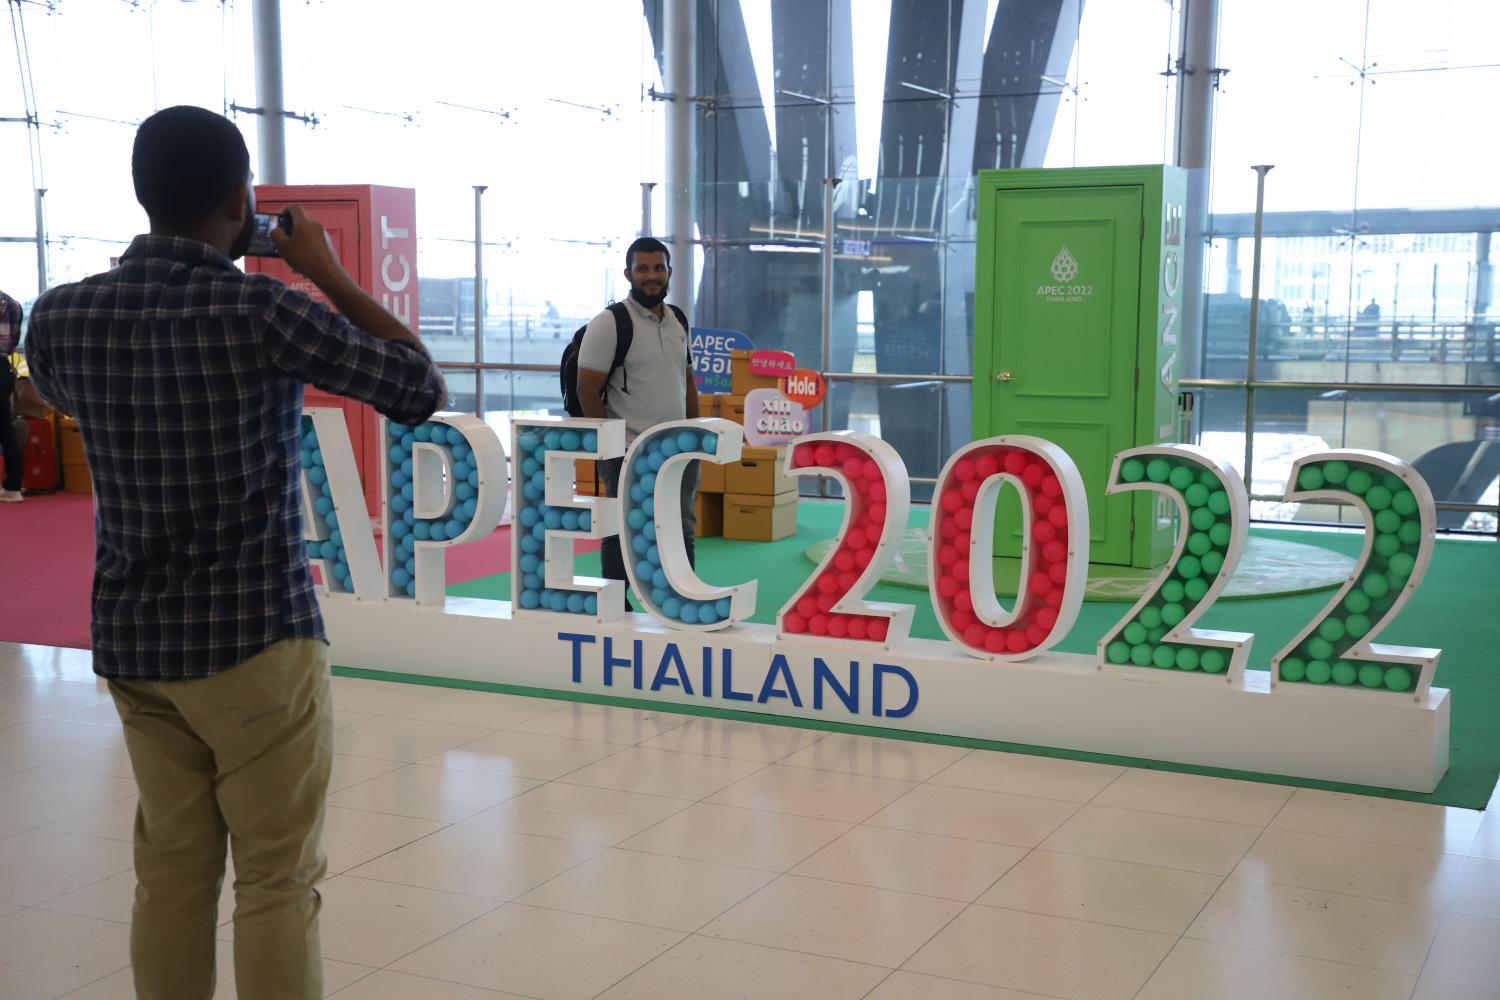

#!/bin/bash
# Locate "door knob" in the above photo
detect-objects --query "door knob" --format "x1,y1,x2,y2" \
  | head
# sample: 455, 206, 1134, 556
996, 370, 1014, 383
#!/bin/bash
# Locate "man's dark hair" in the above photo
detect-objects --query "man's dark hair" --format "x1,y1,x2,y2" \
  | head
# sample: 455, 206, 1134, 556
132, 106, 251, 228
625, 237, 670, 269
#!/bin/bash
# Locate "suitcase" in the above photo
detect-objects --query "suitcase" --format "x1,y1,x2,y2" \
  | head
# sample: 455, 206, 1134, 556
1, 416, 59, 492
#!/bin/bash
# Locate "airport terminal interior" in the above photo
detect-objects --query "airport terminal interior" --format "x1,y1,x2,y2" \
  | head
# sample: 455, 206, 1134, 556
2, 1, 1499, 998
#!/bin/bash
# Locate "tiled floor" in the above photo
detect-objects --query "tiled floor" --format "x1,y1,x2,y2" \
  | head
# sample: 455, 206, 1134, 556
2, 641, 1498, 1000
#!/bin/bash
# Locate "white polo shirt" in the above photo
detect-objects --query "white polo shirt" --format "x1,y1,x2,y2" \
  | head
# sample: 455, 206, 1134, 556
577, 296, 691, 442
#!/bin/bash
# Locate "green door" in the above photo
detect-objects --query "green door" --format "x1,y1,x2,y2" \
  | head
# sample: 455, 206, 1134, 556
989, 185, 1143, 566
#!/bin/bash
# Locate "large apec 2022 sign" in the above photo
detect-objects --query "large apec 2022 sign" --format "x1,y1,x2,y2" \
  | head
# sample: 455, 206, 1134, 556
299, 410, 1451, 793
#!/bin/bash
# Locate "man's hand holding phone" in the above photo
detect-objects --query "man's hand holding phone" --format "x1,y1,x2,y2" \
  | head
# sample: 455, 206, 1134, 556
269, 205, 343, 288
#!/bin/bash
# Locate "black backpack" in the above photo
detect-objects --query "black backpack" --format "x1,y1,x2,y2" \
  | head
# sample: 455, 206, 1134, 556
560, 301, 689, 417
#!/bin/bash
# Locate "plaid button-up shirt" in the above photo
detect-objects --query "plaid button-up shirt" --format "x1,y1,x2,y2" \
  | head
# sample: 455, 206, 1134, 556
25, 235, 443, 681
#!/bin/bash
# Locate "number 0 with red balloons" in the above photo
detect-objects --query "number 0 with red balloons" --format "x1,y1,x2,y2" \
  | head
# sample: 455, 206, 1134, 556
778, 432, 915, 647
928, 437, 1091, 660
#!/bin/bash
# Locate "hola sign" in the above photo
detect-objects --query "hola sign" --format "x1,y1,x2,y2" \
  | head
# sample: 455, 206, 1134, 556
301, 413, 1440, 703
779, 368, 826, 408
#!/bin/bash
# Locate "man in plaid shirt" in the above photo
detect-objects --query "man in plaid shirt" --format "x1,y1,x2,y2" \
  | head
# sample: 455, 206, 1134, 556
25, 106, 444, 1000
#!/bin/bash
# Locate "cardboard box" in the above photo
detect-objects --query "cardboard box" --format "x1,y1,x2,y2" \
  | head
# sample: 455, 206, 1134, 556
63, 459, 92, 495
574, 458, 595, 488
694, 491, 724, 537
721, 394, 747, 425
698, 393, 721, 418
730, 349, 781, 395
724, 446, 794, 496
59, 417, 85, 463
699, 455, 725, 493
723, 491, 797, 541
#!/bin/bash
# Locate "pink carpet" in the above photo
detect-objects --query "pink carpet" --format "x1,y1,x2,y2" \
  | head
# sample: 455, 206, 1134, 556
2, 496, 584, 651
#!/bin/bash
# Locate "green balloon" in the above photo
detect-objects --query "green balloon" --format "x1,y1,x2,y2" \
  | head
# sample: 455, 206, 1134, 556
1384, 665, 1412, 692
1120, 458, 1146, 482
1209, 522, 1232, 548
1397, 520, 1422, 545
1146, 459, 1171, 483
1123, 621, 1147, 644
1162, 602, 1186, 626
1345, 613, 1372, 638
1306, 659, 1332, 684
1200, 649, 1227, 674
1389, 552, 1415, 578
1318, 617, 1347, 642
1358, 663, 1385, 688
1139, 605, 1163, 629
1298, 465, 1326, 490
1107, 640, 1131, 664
1346, 469, 1373, 494
1175, 647, 1201, 671
1185, 483, 1210, 507
1373, 533, 1401, 558
1187, 532, 1213, 556
1198, 468, 1221, 487
1391, 490, 1417, 516
1362, 573, 1390, 599
1191, 508, 1216, 532
1280, 657, 1307, 682
1162, 579, 1186, 603
1344, 589, 1372, 614
1386, 571, 1407, 594
1374, 509, 1402, 535
1364, 485, 1393, 511
1208, 491, 1231, 515
1153, 645, 1178, 668
1169, 465, 1195, 490
1178, 555, 1203, 579
1332, 660, 1358, 686
1130, 643, 1155, 666
1307, 637, 1335, 661
1147, 626, 1168, 643
1201, 551, 1225, 576
1323, 460, 1349, 484
1381, 473, 1405, 494
1184, 577, 1209, 602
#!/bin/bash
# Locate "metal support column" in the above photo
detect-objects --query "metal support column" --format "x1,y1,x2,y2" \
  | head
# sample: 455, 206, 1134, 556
640, 182, 656, 238
664, 0, 695, 323
473, 185, 487, 374
1173, 0, 1221, 385
1244, 165, 1274, 489
251, 0, 287, 183
33, 188, 46, 295
821, 177, 835, 435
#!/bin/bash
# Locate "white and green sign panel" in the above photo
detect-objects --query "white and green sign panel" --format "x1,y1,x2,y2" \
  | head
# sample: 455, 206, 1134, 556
974, 165, 1187, 568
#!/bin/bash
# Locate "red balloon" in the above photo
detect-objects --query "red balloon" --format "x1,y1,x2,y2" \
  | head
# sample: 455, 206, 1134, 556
817, 593, 836, 613
1037, 606, 1059, 629
954, 459, 977, 482
848, 617, 868, 639
867, 503, 886, 525
828, 615, 849, 638
838, 570, 857, 592
1029, 571, 1054, 596
1048, 560, 1068, 584
1003, 450, 1027, 475
837, 443, 859, 463
1047, 504, 1069, 528
1033, 494, 1055, 516
963, 623, 986, 647
794, 444, 817, 468
842, 457, 864, 480
862, 460, 882, 482
1021, 464, 1045, 488
854, 547, 874, 569
975, 454, 999, 477
868, 618, 889, 642
869, 482, 887, 503
1043, 540, 1066, 563
954, 591, 974, 613
938, 544, 957, 567
937, 576, 960, 598
797, 595, 818, 618
1045, 587, 1063, 609
1041, 474, 1062, 498
1033, 521, 1057, 544
952, 609, 975, 631
1006, 631, 1031, 653
951, 558, 970, 582
984, 629, 1008, 653
817, 573, 839, 595
960, 480, 980, 503
864, 522, 882, 544
784, 612, 807, 633
809, 613, 830, 635
814, 444, 836, 467
847, 530, 869, 551
941, 491, 963, 513
956, 508, 973, 530
939, 518, 959, 540
954, 531, 971, 552
835, 550, 856, 572
1026, 624, 1048, 645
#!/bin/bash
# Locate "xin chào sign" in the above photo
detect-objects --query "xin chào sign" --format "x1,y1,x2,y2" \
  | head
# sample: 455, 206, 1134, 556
300, 410, 1450, 793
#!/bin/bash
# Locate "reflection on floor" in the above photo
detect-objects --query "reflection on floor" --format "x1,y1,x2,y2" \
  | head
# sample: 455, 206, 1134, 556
2, 640, 1498, 1000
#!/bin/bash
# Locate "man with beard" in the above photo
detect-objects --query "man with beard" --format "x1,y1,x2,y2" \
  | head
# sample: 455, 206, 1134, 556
576, 237, 699, 605
24, 106, 444, 1000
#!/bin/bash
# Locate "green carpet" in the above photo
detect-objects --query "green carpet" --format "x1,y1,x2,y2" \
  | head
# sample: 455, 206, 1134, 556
444, 501, 1498, 809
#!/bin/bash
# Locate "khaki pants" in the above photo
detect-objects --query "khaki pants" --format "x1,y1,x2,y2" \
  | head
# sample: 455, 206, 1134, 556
109, 639, 334, 1000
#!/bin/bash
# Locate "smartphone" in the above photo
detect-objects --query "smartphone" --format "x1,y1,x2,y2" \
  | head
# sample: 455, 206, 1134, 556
244, 209, 294, 257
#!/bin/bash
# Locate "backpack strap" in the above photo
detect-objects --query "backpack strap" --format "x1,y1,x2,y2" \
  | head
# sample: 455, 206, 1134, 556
665, 303, 691, 368
605, 302, 633, 395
